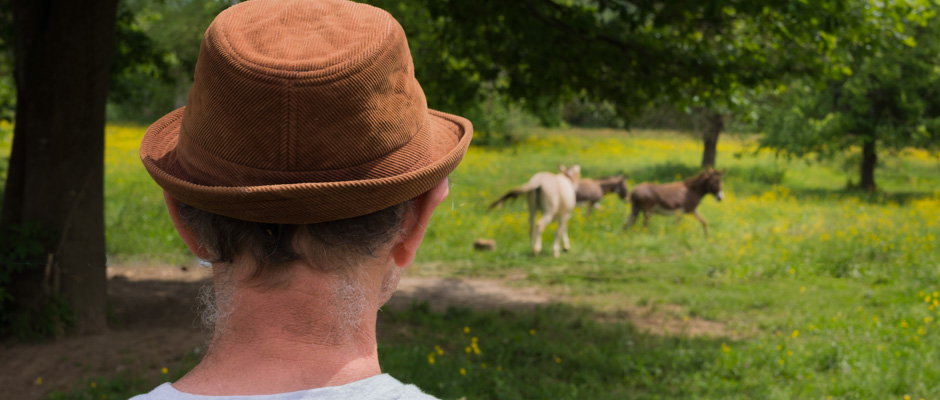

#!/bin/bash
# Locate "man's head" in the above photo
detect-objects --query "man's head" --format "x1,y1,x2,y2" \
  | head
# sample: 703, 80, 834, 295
139, 0, 470, 318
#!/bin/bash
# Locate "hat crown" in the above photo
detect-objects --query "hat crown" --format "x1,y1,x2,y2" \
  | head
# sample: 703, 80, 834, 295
177, 0, 430, 185
140, 0, 472, 224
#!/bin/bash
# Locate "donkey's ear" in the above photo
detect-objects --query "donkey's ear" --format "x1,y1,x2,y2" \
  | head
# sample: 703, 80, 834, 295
705, 165, 715, 173
559, 165, 568, 173
718, 168, 727, 176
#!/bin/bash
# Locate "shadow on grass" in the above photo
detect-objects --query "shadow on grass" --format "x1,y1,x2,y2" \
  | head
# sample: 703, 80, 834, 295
378, 301, 754, 399
785, 187, 938, 205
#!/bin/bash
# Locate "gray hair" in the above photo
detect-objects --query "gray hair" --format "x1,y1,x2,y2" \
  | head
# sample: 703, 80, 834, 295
178, 200, 415, 286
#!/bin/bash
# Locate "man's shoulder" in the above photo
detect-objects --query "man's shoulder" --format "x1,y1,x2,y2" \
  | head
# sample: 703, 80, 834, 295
130, 374, 439, 400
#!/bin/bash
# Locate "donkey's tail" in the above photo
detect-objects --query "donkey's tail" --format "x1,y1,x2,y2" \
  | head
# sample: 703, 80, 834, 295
489, 182, 541, 210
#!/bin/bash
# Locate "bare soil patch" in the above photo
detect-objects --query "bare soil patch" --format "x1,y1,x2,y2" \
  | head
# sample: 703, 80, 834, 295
0, 264, 728, 400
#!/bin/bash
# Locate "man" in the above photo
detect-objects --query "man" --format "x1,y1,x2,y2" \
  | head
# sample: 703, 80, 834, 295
133, 0, 472, 398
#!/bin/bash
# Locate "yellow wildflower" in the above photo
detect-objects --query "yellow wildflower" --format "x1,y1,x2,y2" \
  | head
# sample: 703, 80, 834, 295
529, 329, 536, 335
161, 367, 169, 374
463, 326, 470, 334
35, 377, 42, 386
435, 345, 444, 355
459, 368, 466, 376
791, 330, 799, 338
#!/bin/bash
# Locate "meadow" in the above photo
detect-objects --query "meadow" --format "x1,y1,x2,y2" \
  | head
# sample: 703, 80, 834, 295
51, 125, 940, 398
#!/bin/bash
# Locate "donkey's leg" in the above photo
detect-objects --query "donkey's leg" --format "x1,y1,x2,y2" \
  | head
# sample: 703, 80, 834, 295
692, 211, 709, 237
527, 197, 541, 255
674, 211, 684, 224
557, 210, 573, 256
623, 205, 640, 230
585, 201, 594, 217
534, 212, 555, 256
642, 210, 652, 228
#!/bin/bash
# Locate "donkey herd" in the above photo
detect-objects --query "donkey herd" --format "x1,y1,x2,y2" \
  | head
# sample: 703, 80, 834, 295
489, 164, 726, 257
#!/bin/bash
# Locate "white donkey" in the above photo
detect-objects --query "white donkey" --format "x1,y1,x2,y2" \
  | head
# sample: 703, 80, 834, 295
489, 165, 581, 257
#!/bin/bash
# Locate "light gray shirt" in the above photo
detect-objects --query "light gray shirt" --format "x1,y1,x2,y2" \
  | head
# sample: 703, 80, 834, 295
129, 374, 438, 400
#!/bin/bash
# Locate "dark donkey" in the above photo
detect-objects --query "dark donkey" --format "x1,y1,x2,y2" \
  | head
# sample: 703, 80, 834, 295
623, 167, 725, 236
576, 176, 628, 216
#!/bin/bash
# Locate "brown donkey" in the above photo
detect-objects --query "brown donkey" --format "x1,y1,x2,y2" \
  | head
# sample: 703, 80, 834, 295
624, 168, 725, 236
576, 176, 628, 216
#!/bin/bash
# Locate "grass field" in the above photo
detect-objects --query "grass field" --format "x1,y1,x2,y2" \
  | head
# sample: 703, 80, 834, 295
49, 124, 940, 398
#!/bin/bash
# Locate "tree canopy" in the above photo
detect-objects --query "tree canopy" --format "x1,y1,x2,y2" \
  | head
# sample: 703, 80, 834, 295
367, 0, 862, 165
758, 0, 940, 190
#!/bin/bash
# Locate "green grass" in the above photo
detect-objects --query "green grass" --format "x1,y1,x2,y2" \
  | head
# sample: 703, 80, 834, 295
103, 125, 191, 264
34, 125, 940, 399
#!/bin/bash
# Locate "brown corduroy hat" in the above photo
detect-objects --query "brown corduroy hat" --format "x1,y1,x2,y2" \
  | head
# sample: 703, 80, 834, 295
140, 0, 472, 224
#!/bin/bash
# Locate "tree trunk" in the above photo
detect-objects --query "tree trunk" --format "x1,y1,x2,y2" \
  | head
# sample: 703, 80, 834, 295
2, 0, 118, 335
696, 108, 723, 168
860, 138, 877, 192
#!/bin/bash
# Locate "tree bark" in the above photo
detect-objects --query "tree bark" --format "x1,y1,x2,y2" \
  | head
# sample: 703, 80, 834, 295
696, 108, 723, 168
860, 138, 877, 192
2, 0, 118, 335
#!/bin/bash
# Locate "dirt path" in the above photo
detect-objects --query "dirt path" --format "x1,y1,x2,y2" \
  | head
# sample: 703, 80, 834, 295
0, 264, 726, 400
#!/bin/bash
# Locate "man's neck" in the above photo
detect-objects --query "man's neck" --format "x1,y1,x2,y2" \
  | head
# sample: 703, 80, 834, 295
172, 265, 384, 396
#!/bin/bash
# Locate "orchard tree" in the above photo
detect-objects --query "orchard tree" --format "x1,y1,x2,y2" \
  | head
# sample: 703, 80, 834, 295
758, 0, 940, 191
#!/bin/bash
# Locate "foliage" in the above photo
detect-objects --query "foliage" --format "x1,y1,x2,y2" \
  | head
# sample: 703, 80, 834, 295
0, 221, 55, 337
108, 0, 175, 121
0, 0, 14, 124
562, 98, 625, 129
108, 0, 238, 122
757, 0, 940, 189
406, 0, 854, 120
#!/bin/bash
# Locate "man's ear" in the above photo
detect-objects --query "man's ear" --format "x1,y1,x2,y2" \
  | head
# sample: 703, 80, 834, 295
392, 179, 449, 268
164, 191, 211, 260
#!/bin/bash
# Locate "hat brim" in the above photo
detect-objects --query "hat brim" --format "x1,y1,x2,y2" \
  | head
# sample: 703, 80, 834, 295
140, 107, 472, 224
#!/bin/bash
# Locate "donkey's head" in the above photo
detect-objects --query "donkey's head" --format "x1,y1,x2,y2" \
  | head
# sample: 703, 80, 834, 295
559, 164, 582, 182
611, 176, 628, 201
702, 167, 726, 201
